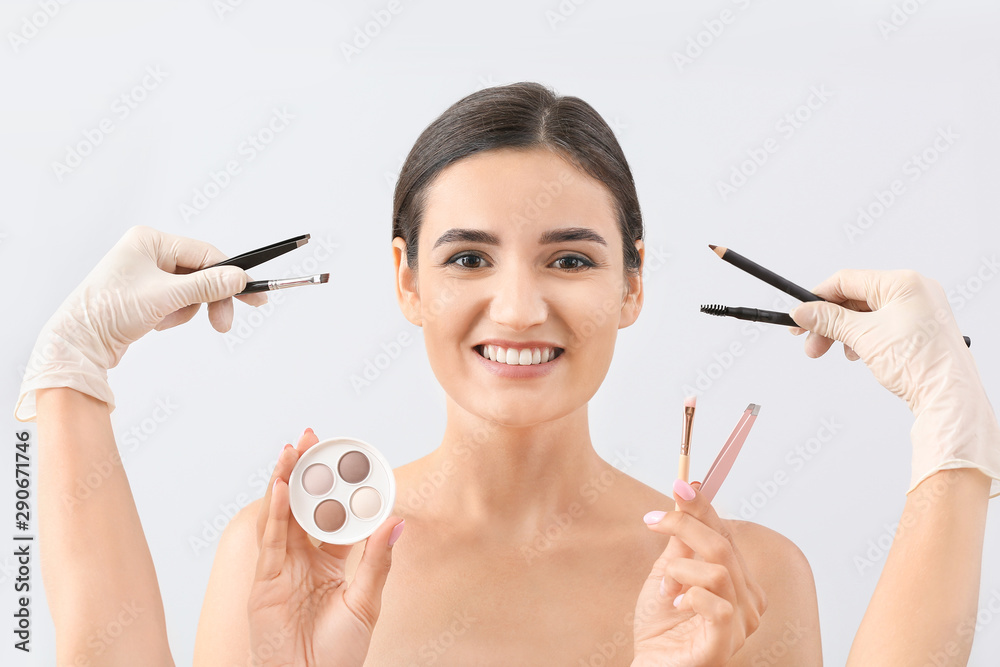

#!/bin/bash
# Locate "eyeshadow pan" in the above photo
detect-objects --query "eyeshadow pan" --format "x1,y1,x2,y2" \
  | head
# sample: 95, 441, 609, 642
350, 486, 382, 520
338, 451, 370, 483
302, 463, 334, 496
314, 499, 347, 532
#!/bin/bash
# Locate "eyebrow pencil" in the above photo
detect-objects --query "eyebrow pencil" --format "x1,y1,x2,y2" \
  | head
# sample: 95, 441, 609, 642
709, 245, 821, 303
678, 395, 696, 483
707, 244, 971, 347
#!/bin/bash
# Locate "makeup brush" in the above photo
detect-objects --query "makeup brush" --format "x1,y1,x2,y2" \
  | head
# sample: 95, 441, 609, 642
679, 395, 696, 483
240, 273, 330, 294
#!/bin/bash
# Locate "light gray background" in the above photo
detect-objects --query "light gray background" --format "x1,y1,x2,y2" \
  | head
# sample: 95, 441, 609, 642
3, 1, 999, 665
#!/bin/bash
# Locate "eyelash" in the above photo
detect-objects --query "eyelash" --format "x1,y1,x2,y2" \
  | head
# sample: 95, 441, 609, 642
444, 252, 597, 272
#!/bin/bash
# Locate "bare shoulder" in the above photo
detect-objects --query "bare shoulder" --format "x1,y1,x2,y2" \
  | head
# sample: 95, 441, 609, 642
192, 497, 265, 666
724, 520, 823, 666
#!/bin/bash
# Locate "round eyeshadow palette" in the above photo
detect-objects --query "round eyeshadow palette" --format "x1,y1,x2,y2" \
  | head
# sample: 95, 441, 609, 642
288, 437, 396, 545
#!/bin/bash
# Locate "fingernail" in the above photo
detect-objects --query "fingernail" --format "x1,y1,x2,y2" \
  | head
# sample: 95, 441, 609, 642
690, 481, 702, 490
659, 577, 666, 598
673, 593, 684, 608
282, 443, 292, 453
272, 478, 279, 492
388, 519, 405, 547
673, 478, 696, 501
643, 510, 667, 525
789, 306, 798, 319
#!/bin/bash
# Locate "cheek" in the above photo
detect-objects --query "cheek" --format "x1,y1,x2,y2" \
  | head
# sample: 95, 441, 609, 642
566, 293, 623, 350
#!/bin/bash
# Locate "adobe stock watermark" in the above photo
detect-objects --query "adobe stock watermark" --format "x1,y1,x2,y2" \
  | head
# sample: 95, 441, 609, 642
51, 65, 169, 182
212, 0, 248, 20
72, 600, 145, 663
715, 84, 833, 202
923, 587, 1000, 666
877, 0, 932, 39
189, 449, 278, 557
221, 233, 339, 352
7, 0, 71, 54
339, 0, 405, 63
736, 416, 844, 520
842, 126, 958, 244
947, 254, 999, 312
853, 469, 960, 575
350, 331, 416, 395
672, 0, 757, 72
682, 293, 799, 398
402, 609, 477, 666
747, 619, 809, 666
178, 107, 294, 223
59, 397, 179, 510
519, 449, 639, 565
544, 0, 590, 31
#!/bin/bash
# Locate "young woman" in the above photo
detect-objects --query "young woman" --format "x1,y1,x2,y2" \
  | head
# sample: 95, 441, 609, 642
22, 82, 997, 666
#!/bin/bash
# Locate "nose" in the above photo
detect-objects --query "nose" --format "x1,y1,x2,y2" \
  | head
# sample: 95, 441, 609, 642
488, 265, 548, 332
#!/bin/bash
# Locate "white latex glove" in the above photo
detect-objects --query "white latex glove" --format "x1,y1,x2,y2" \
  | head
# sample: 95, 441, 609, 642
15, 225, 266, 422
788, 269, 1000, 498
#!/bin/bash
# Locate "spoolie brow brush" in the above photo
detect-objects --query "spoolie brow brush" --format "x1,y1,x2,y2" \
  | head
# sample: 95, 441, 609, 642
700, 304, 797, 327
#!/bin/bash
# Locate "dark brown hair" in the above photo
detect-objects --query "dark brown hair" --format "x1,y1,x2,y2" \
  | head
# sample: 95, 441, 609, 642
391, 81, 643, 277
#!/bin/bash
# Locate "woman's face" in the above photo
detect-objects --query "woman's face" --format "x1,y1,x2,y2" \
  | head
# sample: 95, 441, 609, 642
392, 147, 644, 426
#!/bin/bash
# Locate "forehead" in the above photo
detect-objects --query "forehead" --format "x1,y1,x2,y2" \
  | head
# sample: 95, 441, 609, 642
420, 147, 617, 242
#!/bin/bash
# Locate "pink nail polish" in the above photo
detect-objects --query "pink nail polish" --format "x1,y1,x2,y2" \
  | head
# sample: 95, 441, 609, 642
388, 519, 405, 547
272, 478, 279, 492
673, 593, 684, 608
643, 511, 667, 525
673, 478, 696, 501
659, 577, 666, 598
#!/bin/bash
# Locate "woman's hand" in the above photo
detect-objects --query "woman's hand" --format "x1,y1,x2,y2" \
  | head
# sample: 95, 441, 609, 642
16, 225, 264, 420
788, 269, 1000, 496
632, 479, 767, 666
248, 428, 405, 667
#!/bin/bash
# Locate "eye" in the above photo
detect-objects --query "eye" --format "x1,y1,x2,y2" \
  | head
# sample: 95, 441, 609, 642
553, 256, 594, 271
448, 253, 488, 269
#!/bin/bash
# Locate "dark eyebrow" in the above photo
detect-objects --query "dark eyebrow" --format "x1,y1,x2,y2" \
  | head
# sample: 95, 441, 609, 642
432, 227, 607, 250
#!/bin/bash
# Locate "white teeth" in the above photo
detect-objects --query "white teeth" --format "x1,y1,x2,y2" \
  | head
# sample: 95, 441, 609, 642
478, 345, 561, 365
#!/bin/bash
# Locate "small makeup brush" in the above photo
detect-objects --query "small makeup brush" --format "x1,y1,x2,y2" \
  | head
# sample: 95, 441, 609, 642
679, 395, 697, 483
239, 273, 329, 294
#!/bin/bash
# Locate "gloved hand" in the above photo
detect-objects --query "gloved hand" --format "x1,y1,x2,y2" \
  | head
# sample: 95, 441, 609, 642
15, 225, 265, 422
788, 269, 1000, 498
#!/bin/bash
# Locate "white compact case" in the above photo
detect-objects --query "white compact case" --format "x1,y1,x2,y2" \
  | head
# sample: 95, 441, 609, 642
288, 436, 396, 545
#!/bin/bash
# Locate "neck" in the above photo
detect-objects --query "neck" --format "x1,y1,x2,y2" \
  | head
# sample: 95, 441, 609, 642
410, 395, 611, 537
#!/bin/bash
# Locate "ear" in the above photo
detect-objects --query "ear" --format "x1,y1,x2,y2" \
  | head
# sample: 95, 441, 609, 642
392, 236, 422, 327
619, 239, 644, 329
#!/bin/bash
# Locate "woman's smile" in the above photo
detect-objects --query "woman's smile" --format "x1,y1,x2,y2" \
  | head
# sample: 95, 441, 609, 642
472, 342, 565, 378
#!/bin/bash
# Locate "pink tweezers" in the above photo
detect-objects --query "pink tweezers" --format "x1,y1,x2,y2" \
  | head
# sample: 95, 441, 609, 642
698, 403, 760, 503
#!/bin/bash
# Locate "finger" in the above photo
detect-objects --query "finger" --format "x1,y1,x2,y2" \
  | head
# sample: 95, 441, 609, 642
296, 427, 320, 456
257, 444, 299, 548
844, 342, 861, 361
255, 478, 290, 582
342, 517, 405, 630
236, 290, 268, 307
654, 479, 748, 598
207, 298, 235, 333
151, 229, 231, 273
663, 558, 738, 609
155, 303, 201, 331
787, 326, 806, 336
803, 330, 837, 358
675, 586, 737, 637
808, 269, 895, 311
